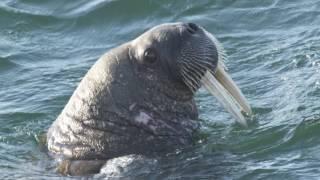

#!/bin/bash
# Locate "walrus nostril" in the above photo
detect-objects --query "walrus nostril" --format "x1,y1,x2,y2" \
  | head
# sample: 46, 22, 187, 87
186, 23, 198, 34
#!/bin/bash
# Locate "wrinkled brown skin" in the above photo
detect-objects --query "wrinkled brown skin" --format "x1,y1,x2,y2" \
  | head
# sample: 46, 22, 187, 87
47, 23, 218, 175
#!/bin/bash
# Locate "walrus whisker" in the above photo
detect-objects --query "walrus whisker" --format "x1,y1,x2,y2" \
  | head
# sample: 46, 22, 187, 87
184, 54, 216, 68
181, 60, 208, 73
181, 63, 203, 82
183, 58, 213, 73
179, 61, 205, 79
179, 71, 196, 90
180, 65, 200, 84
202, 29, 227, 64
181, 60, 207, 75
179, 69, 198, 92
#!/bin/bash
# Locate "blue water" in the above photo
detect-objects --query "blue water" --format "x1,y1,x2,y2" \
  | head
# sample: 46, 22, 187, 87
1, 0, 320, 179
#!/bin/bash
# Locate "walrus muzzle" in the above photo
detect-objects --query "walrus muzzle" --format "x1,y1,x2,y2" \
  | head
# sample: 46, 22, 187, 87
175, 26, 252, 126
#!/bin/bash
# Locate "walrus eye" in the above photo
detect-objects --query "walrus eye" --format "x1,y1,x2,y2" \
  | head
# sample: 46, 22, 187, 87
143, 48, 157, 64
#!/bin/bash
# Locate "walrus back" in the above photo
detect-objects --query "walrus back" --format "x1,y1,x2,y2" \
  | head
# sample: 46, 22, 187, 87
47, 44, 132, 160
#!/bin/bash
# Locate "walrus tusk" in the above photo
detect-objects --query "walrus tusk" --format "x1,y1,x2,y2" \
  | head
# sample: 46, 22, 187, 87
201, 62, 252, 127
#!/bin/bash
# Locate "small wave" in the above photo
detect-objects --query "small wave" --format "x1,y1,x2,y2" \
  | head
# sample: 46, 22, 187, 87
0, 1, 54, 18
285, 116, 320, 146
0, 111, 47, 118
0, 0, 116, 19
59, 0, 167, 23
0, 56, 19, 71
58, 0, 116, 18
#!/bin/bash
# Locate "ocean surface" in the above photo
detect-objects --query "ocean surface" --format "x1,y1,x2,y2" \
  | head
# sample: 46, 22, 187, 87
1, 0, 320, 179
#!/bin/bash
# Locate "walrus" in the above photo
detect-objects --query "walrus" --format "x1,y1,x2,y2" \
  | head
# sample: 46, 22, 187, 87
47, 22, 252, 175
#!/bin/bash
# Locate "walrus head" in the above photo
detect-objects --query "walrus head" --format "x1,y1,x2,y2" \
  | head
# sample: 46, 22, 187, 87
47, 22, 252, 175
129, 22, 251, 125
